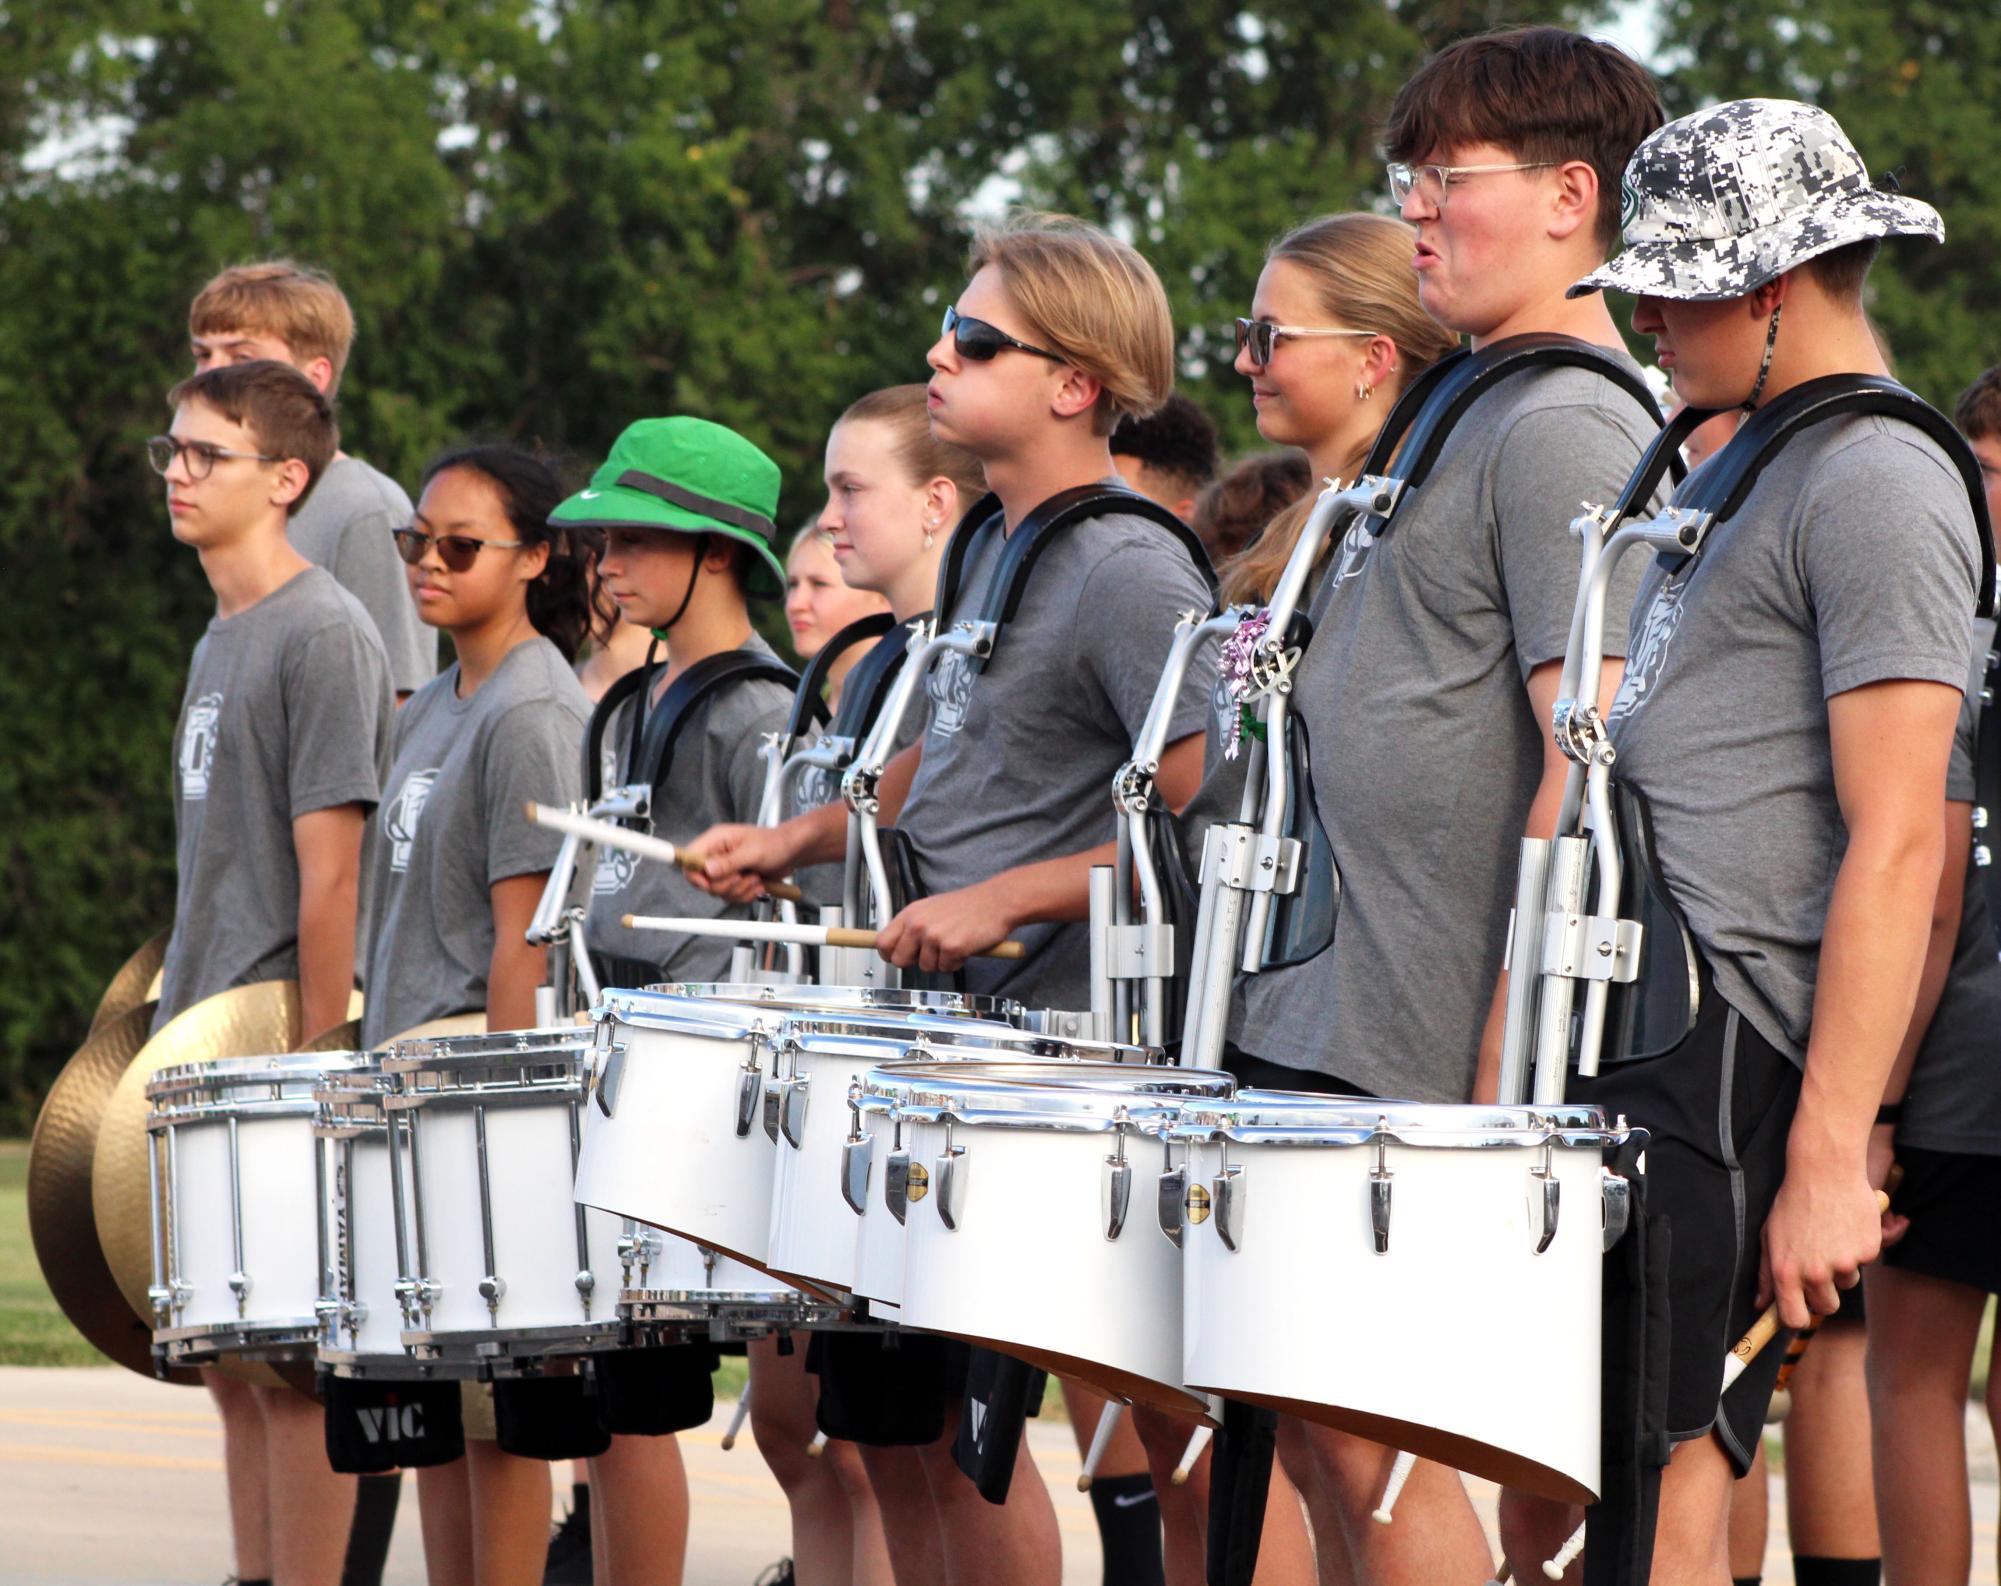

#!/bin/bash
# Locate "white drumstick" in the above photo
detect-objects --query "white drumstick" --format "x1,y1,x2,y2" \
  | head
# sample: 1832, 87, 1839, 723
1543, 1519, 1587, 1579
719, 1396, 751, 1451
1720, 1190, 1891, 1391
525, 802, 804, 903
807, 1429, 829, 1458
1170, 1424, 1213, 1486
1488, 1564, 1513, 1586
1371, 1449, 1417, 1524
1077, 1401, 1126, 1492
623, 912, 1028, 960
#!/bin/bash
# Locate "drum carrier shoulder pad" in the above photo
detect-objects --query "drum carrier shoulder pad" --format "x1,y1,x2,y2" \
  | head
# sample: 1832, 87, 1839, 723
786, 611, 894, 741
583, 647, 804, 805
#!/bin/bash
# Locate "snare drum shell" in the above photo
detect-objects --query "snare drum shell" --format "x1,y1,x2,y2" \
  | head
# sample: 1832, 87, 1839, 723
167, 1114, 321, 1333
1179, 1130, 1606, 1504
325, 1132, 409, 1362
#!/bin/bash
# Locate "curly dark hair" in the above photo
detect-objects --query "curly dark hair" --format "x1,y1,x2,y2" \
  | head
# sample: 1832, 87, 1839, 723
1956, 365, 2001, 443
1110, 393, 1220, 498
418, 444, 611, 663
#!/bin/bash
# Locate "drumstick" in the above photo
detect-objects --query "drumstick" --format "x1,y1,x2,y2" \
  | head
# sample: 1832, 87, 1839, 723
524, 801, 805, 904
719, 1395, 751, 1451
1542, 1519, 1587, 1579
623, 913, 1028, 961
1720, 1190, 1891, 1391
1170, 1424, 1213, 1486
1077, 1400, 1126, 1492
807, 1429, 829, 1458
1371, 1449, 1416, 1524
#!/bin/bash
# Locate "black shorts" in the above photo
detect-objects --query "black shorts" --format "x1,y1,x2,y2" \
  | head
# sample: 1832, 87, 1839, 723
1569, 989, 1802, 1476
808, 1329, 971, 1447
1881, 1145, 2001, 1295
1222, 1048, 1374, 1098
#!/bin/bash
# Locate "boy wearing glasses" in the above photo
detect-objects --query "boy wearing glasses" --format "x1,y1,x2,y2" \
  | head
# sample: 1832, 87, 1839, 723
150, 358, 391, 1586
190, 259, 435, 699
1211, 25, 1669, 1585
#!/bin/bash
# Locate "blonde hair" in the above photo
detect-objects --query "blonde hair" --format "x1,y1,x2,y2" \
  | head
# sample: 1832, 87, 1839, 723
189, 259, 357, 395
967, 211, 1174, 436
1218, 214, 1459, 605
838, 385, 987, 503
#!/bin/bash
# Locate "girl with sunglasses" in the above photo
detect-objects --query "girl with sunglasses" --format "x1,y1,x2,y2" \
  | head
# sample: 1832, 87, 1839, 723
363, 445, 690, 1586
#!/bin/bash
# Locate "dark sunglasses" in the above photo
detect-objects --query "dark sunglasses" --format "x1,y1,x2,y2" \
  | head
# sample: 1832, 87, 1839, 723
392, 526, 526, 572
941, 305, 1065, 364
1233, 317, 1377, 371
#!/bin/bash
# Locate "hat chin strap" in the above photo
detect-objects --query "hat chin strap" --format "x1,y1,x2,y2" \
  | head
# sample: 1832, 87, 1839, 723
652, 534, 707, 637
1741, 300, 1784, 412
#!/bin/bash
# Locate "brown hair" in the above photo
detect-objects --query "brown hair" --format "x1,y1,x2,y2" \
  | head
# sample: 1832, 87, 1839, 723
1957, 365, 2001, 443
838, 384, 987, 503
1802, 239, 1882, 306
1194, 451, 1313, 569
189, 259, 357, 395
167, 360, 340, 512
1217, 214, 1460, 605
1384, 26, 1664, 249
967, 212, 1175, 435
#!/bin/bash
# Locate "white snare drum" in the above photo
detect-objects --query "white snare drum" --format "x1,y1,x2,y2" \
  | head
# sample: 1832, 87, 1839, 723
616, 1219, 843, 1342
577, 988, 1016, 1269
771, 1024, 1167, 1306
145, 1052, 370, 1364
386, 1028, 624, 1369
884, 1059, 1235, 1413
1171, 1092, 1635, 1504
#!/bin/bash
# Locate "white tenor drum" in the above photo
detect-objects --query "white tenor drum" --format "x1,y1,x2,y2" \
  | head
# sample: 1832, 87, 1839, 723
146, 1051, 370, 1365
1172, 1093, 1635, 1504
386, 1028, 623, 1370
616, 1219, 842, 1343
576, 987, 1016, 1269
884, 1059, 1236, 1413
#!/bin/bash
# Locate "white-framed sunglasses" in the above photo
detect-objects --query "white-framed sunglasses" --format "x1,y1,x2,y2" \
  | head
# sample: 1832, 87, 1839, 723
1386, 160, 1555, 208
1234, 317, 1378, 370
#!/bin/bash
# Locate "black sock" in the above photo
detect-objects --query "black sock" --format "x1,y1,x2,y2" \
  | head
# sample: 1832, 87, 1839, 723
234, 1579, 274, 1586
338, 1473, 402, 1586
1734, 1577, 1762, 1586
570, 1479, 590, 1522
1087, 1472, 1165, 1586
1792, 1559, 1880, 1586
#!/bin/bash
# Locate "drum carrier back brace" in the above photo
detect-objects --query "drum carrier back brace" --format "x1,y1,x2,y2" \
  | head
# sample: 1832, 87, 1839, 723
1499, 374, 1995, 1586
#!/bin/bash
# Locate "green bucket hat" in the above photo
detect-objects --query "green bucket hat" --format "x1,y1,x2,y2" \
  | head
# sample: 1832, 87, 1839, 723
551, 416, 787, 598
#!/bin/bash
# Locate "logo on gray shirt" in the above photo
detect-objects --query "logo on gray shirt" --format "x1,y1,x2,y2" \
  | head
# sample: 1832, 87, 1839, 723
384, 769, 440, 873
179, 692, 224, 801
593, 846, 639, 895
1609, 578, 1688, 723
927, 651, 975, 738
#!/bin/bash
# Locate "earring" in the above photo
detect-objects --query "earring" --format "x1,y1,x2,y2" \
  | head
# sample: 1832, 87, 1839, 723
924, 516, 939, 550
1356, 381, 1373, 402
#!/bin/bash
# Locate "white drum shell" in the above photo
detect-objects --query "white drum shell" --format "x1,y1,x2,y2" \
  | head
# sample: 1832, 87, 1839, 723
321, 1130, 411, 1367
164, 1113, 321, 1336
1177, 1102, 1614, 1504
848, 1099, 905, 1315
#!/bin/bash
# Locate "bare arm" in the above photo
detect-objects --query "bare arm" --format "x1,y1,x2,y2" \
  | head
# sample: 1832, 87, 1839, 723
1471, 657, 1624, 1102
1762, 678, 1961, 1326
486, 872, 552, 1033
293, 804, 366, 1041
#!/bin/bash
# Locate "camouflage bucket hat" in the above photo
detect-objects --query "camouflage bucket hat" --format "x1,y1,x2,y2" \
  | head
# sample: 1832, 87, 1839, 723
1569, 98, 1942, 302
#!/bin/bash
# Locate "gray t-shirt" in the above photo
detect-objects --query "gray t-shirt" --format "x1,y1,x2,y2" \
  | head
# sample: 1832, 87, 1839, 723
1229, 361, 1660, 1100
291, 455, 437, 695
154, 567, 392, 1028
1899, 619, 2001, 1154
583, 635, 796, 981
1609, 416, 1980, 1064
359, 640, 592, 1047
896, 505, 1216, 1011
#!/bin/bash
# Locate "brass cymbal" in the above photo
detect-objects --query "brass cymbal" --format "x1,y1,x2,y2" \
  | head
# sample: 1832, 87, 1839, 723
89, 929, 171, 1037
298, 1018, 364, 1054
27, 1003, 200, 1384
384, 1012, 487, 1043
91, 982, 308, 1325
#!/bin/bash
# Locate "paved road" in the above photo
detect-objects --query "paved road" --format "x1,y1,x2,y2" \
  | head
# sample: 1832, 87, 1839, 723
3, 1366, 1996, 1584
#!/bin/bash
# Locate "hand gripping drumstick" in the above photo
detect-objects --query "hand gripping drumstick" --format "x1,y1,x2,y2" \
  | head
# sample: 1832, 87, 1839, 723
1371, 1449, 1417, 1524
719, 1395, 752, 1451
1076, 1401, 1127, 1492
524, 801, 805, 904
623, 913, 1028, 961
1720, 1190, 1892, 1392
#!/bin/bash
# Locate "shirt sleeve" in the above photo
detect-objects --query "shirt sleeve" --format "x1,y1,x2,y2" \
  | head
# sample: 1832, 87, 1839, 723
1076, 529, 1219, 745
482, 698, 589, 885
1801, 429, 1979, 701
1492, 399, 1655, 676
329, 507, 436, 695
283, 618, 392, 818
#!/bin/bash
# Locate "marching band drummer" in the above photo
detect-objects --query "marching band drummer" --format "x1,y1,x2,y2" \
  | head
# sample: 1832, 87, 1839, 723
690, 214, 1221, 1586
150, 360, 392, 1586
354, 444, 694, 1586
784, 514, 893, 709
1499, 99, 1983, 1584
1197, 30, 1669, 1585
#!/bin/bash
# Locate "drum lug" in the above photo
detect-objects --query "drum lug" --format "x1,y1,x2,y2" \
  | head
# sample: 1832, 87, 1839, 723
228, 1270, 253, 1316
1369, 1128, 1393, 1255
842, 1136, 875, 1215
314, 1296, 342, 1335
618, 1223, 661, 1286
148, 1280, 189, 1323
593, 1040, 627, 1118
762, 1073, 783, 1143
1530, 1142, 1560, 1254
478, 1275, 507, 1316
1156, 1164, 1187, 1247
779, 1075, 810, 1150
887, 1152, 926, 1222
1103, 1158, 1132, 1242
1212, 1166, 1246, 1252
736, 1059, 762, 1138
394, 1275, 440, 1325
1601, 1169, 1632, 1252
935, 1123, 968, 1231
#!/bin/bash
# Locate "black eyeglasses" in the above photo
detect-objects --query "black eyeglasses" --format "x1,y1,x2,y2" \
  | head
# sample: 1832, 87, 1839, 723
392, 526, 527, 572
1233, 318, 1377, 371
941, 305, 1065, 364
146, 434, 280, 480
